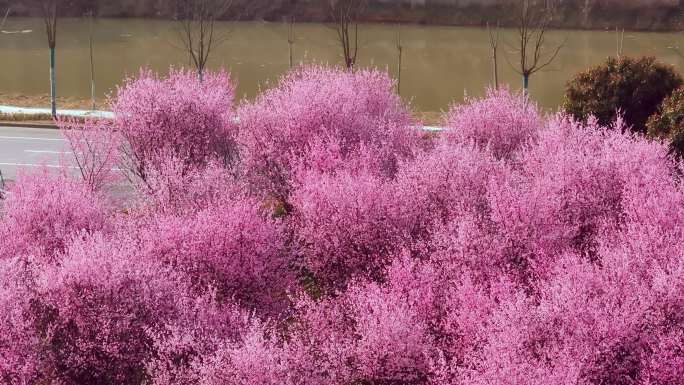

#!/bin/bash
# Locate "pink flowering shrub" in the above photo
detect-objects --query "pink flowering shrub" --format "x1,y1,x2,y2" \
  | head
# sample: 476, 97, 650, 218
290, 169, 404, 291
238, 65, 419, 200
0, 232, 254, 385
1, 69, 683, 385
0, 258, 42, 385
276, 256, 512, 385
485, 117, 631, 283
0, 170, 109, 262
393, 142, 501, 251
0, 234, 181, 385
138, 156, 243, 214
28, 235, 181, 385
138, 197, 293, 314
147, 296, 253, 385
194, 320, 287, 385
444, 88, 542, 159
283, 274, 433, 385
289, 141, 499, 292
465, 249, 684, 385
112, 68, 237, 180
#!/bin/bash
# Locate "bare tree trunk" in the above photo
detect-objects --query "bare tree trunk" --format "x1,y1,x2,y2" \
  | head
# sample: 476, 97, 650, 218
395, 24, 403, 95
39, 0, 59, 118
88, 10, 95, 110
288, 16, 295, 69
50, 46, 56, 116
487, 21, 500, 89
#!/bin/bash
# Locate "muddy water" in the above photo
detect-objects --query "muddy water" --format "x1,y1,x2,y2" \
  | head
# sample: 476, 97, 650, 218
1, 17, 682, 112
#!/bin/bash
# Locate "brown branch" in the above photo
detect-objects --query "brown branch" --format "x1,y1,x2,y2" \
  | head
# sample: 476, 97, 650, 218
39, 0, 58, 48
395, 24, 403, 94
487, 21, 500, 89
0, 7, 10, 31
329, 0, 366, 69
504, 0, 565, 88
530, 36, 566, 75
174, 0, 234, 77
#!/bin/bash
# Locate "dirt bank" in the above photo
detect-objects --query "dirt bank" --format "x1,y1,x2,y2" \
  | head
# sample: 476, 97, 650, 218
0, 93, 106, 111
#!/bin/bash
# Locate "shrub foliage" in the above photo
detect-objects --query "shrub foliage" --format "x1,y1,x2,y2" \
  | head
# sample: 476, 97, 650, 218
563, 56, 682, 134
647, 87, 684, 157
1, 66, 683, 385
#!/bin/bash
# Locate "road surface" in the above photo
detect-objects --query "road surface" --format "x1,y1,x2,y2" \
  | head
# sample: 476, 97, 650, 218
0, 123, 444, 188
0, 126, 73, 183
0, 125, 135, 202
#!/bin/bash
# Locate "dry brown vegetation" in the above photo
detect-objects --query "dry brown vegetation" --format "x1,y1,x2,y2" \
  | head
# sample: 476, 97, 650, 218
0, 93, 106, 110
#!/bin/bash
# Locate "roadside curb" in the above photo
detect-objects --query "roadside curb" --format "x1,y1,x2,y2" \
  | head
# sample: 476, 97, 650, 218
1, 121, 445, 131
0, 122, 59, 129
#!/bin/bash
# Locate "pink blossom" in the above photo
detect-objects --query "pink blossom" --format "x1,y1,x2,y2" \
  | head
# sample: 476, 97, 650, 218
444, 87, 541, 159
0, 169, 109, 262
1, 69, 682, 385
112, 68, 237, 180
237, 65, 419, 200
138, 197, 293, 314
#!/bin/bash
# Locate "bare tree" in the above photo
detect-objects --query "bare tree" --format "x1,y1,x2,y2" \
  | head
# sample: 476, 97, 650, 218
505, 0, 565, 92
395, 24, 404, 95
288, 16, 296, 69
329, 0, 367, 70
487, 21, 501, 89
62, 119, 121, 192
37, 0, 59, 117
174, 0, 233, 80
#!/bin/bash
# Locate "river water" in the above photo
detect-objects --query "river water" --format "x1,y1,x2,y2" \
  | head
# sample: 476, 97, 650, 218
1, 17, 682, 112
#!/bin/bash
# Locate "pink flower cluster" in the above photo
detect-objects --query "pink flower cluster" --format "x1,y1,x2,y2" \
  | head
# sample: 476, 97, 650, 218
238, 65, 420, 200
112, 68, 238, 180
1, 66, 682, 385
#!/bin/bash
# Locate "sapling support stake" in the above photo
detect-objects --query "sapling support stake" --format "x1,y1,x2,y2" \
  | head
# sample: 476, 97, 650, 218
288, 16, 296, 69
89, 10, 95, 111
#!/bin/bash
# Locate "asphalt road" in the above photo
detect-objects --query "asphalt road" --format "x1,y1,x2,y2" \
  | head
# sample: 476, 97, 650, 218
0, 126, 73, 183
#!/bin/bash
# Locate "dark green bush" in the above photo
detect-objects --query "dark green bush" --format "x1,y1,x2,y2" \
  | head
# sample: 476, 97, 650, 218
647, 87, 684, 157
563, 56, 682, 134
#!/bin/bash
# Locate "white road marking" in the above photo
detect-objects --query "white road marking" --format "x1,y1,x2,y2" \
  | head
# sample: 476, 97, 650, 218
0, 136, 65, 142
0, 163, 122, 172
24, 150, 67, 154
0, 163, 77, 169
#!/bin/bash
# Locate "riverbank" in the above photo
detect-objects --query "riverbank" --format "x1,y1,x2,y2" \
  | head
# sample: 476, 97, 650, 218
0, 94, 97, 125
0, 93, 106, 111
3, 0, 683, 31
